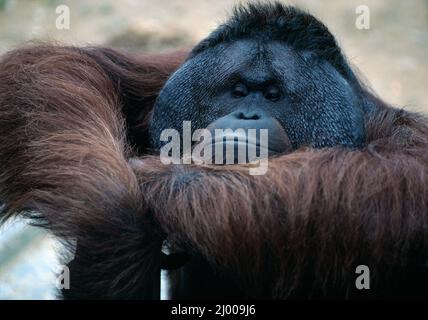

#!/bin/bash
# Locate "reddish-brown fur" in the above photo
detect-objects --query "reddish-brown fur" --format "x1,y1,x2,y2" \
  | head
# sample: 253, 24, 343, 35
1, 44, 428, 298
0, 45, 186, 298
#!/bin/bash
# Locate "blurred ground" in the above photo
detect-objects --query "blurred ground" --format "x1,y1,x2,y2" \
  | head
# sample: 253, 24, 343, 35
0, 0, 427, 299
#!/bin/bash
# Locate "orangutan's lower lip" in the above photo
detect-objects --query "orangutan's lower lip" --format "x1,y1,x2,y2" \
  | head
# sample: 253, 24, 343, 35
192, 132, 274, 164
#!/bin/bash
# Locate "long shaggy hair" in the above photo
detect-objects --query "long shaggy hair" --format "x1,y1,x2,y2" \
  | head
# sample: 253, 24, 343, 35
135, 105, 428, 298
1, 44, 428, 298
0, 44, 186, 298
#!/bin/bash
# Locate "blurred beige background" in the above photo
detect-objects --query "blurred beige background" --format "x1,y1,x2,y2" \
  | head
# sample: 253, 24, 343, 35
0, 0, 427, 299
0, 0, 427, 112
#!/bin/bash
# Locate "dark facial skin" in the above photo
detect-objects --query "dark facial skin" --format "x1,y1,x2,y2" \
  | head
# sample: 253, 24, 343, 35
150, 39, 366, 157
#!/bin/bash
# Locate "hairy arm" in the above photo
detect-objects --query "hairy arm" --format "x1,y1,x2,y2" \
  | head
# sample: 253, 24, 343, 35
133, 108, 428, 298
81, 47, 187, 152
0, 45, 172, 298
